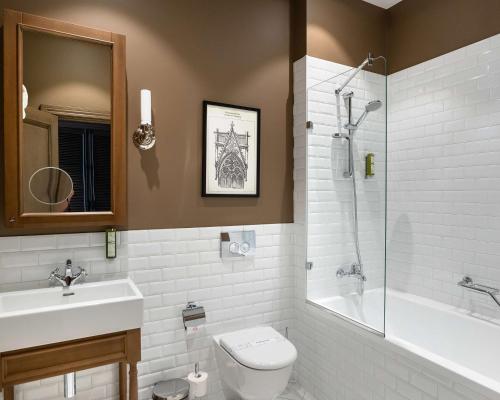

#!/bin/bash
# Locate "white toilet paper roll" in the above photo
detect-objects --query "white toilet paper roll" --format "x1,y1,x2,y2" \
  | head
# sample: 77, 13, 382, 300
187, 371, 208, 397
185, 326, 202, 336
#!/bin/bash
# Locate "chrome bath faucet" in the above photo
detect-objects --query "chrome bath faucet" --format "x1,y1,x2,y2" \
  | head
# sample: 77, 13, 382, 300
336, 263, 367, 282
49, 259, 87, 288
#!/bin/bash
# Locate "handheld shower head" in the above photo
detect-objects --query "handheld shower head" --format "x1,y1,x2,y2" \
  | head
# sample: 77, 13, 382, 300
345, 99, 383, 131
365, 100, 382, 112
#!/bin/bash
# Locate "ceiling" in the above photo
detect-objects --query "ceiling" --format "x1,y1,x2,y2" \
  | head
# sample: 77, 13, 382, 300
362, 0, 403, 9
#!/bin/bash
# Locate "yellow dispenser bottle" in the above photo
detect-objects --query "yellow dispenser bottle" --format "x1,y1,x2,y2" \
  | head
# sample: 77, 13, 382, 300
365, 153, 375, 178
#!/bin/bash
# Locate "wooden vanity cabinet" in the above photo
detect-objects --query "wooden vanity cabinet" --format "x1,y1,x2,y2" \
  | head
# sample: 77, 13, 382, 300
0, 329, 140, 400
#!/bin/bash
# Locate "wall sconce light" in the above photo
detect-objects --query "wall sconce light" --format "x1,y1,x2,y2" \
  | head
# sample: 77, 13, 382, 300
133, 89, 156, 150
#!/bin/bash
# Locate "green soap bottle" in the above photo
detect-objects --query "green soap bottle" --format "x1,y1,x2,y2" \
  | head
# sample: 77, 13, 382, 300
106, 228, 117, 259
365, 153, 375, 178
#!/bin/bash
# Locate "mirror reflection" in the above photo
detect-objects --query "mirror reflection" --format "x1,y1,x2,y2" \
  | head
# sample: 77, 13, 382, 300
22, 29, 112, 214
29, 167, 73, 212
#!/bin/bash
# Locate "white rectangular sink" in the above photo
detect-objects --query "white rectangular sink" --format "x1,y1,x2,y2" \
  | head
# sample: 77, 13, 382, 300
0, 278, 143, 352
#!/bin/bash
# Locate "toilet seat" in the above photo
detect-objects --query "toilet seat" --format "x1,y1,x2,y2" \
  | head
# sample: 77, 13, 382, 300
218, 326, 297, 370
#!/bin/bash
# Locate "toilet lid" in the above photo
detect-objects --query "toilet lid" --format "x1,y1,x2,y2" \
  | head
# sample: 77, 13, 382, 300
219, 326, 297, 370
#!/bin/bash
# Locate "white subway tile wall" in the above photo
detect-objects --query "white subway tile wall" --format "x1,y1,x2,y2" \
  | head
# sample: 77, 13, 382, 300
0, 224, 294, 400
387, 33, 500, 320
293, 55, 499, 400
0, 233, 127, 292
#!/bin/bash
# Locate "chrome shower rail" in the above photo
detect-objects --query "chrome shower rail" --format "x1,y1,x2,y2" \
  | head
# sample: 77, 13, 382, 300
458, 276, 500, 308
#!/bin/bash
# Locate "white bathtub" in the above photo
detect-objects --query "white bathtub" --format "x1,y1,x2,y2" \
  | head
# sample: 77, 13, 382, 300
386, 290, 500, 395
312, 289, 500, 395
313, 288, 385, 332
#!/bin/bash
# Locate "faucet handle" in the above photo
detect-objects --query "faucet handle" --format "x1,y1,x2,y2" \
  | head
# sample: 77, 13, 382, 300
49, 266, 62, 278
72, 267, 88, 285
48, 269, 56, 281
48, 267, 66, 286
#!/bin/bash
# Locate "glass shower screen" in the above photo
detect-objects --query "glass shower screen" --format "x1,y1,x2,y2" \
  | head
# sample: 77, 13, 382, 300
305, 64, 387, 334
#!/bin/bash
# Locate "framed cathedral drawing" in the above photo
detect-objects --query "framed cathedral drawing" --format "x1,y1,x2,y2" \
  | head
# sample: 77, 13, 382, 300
202, 101, 260, 197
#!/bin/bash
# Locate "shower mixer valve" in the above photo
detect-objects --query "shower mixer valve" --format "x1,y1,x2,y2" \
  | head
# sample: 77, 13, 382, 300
336, 263, 367, 282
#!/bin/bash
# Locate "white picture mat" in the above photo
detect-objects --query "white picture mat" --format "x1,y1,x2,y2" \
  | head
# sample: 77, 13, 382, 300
205, 104, 258, 195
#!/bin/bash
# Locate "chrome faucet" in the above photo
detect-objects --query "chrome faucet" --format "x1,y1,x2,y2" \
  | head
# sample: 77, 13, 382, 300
49, 259, 87, 288
336, 263, 367, 282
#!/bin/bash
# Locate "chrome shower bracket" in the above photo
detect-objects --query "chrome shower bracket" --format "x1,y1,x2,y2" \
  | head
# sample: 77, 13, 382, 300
343, 93, 354, 178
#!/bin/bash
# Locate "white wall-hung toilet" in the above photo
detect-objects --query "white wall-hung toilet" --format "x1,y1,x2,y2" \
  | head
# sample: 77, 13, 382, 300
213, 326, 297, 400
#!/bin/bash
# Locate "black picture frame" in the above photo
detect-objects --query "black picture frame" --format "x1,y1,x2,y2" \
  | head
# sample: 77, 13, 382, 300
202, 101, 261, 197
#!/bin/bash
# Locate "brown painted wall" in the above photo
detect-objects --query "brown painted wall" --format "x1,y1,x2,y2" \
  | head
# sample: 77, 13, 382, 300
291, 0, 307, 62
305, 0, 500, 75
4, 0, 498, 234
306, 0, 388, 71
0, 0, 293, 233
388, 0, 500, 73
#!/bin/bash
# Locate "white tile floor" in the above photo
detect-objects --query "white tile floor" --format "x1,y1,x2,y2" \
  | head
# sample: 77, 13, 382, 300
278, 382, 315, 400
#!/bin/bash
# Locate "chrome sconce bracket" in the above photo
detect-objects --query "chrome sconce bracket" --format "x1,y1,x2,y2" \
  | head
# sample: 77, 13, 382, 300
133, 123, 156, 150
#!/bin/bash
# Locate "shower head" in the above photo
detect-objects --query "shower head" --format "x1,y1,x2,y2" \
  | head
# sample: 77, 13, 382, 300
344, 99, 382, 131
354, 99, 382, 128
365, 100, 382, 112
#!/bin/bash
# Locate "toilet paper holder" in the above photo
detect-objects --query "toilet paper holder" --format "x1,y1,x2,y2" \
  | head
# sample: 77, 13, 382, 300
182, 302, 206, 330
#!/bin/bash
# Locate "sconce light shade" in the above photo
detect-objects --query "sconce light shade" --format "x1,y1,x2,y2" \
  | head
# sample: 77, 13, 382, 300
140, 89, 151, 125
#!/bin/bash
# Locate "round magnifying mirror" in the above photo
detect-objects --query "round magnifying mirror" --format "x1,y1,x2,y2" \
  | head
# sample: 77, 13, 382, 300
29, 167, 73, 205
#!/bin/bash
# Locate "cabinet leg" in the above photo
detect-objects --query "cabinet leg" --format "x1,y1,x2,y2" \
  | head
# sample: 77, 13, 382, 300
3, 385, 14, 400
119, 362, 127, 400
129, 362, 138, 400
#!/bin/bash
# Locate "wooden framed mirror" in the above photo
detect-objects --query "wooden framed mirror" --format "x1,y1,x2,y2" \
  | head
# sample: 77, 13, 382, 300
3, 10, 126, 230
